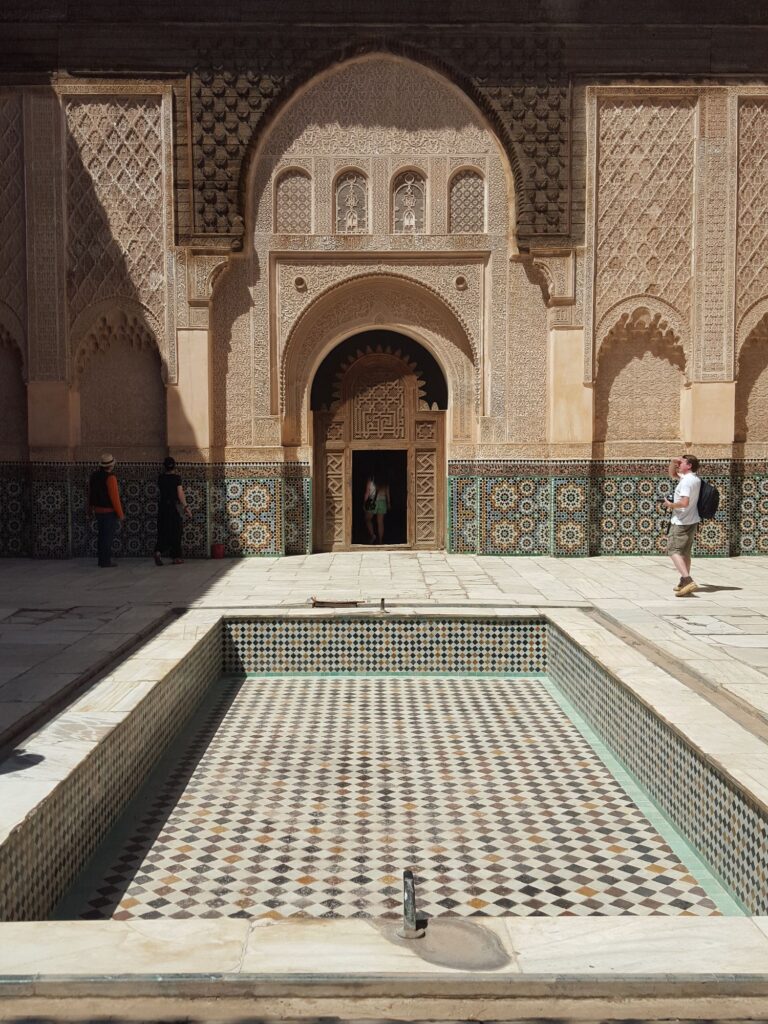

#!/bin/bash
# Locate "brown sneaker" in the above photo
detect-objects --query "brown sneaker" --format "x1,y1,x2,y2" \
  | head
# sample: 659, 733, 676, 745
673, 577, 686, 593
676, 580, 699, 597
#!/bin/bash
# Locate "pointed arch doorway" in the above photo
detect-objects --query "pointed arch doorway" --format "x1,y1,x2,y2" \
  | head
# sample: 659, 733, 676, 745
311, 330, 447, 552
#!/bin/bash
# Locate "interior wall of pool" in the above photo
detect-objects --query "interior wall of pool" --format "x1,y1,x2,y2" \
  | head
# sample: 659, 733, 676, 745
2, 613, 767, 922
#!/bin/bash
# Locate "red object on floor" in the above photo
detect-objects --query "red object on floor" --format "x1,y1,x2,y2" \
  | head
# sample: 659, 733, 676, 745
211, 543, 225, 559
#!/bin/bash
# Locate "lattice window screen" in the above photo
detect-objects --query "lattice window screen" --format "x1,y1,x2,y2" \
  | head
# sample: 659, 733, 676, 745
335, 172, 368, 233
275, 169, 312, 233
392, 171, 426, 233
449, 170, 485, 233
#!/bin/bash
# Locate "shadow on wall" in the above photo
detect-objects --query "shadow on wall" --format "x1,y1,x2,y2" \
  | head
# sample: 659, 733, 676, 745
0, 91, 28, 463
12, 88, 198, 559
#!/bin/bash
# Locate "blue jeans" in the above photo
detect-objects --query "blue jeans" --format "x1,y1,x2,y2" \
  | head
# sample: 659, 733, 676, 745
95, 512, 118, 566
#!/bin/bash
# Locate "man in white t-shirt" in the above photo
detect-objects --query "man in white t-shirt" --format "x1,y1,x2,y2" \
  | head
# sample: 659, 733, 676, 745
663, 454, 701, 597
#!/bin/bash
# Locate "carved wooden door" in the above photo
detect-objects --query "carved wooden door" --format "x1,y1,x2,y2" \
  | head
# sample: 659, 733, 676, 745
313, 350, 444, 551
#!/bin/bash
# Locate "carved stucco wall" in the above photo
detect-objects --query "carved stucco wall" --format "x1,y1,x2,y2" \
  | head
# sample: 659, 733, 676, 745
0, 329, 27, 458
77, 313, 166, 452
187, 35, 568, 246
585, 90, 695, 385
736, 316, 768, 444
737, 100, 768, 350
208, 55, 515, 454
595, 309, 685, 444
57, 85, 176, 452
0, 90, 29, 458
502, 260, 548, 452
282, 275, 477, 448
0, 92, 26, 370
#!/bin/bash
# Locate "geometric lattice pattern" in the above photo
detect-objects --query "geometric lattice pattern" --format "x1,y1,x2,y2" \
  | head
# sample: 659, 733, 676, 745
59, 675, 728, 921
65, 97, 164, 327
549, 627, 765, 914
0, 95, 26, 327
737, 101, 768, 321
449, 170, 484, 234
275, 169, 312, 234
595, 100, 695, 324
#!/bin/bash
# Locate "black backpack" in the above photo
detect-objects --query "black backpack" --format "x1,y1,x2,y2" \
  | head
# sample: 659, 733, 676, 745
697, 480, 720, 520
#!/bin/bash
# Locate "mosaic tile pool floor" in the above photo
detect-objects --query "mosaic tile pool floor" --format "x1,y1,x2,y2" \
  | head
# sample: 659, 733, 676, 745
57, 675, 739, 920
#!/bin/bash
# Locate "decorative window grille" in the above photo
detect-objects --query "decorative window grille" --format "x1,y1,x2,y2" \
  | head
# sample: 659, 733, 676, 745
275, 169, 312, 233
335, 171, 368, 233
392, 171, 426, 233
449, 170, 485, 233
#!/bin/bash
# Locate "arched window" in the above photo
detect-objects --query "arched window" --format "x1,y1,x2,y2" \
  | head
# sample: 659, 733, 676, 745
335, 171, 368, 234
392, 171, 426, 234
275, 169, 312, 233
449, 169, 485, 233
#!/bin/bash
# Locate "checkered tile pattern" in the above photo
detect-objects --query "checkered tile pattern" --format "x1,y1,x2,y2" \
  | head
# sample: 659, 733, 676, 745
64, 676, 723, 920
549, 626, 768, 915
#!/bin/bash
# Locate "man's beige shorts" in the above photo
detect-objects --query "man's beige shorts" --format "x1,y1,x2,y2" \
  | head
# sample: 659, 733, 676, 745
667, 523, 698, 558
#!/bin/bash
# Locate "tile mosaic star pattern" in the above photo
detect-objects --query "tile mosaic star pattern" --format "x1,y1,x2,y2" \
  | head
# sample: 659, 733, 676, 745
65, 676, 723, 921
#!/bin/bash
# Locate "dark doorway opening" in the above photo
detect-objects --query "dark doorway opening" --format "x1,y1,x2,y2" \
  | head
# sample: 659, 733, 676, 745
351, 450, 408, 546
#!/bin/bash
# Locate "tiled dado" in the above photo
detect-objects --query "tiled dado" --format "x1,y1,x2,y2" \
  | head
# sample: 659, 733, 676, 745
448, 460, 734, 557
1, 459, 764, 558
548, 625, 768, 916
223, 616, 548, 675
0, 462, 311, 559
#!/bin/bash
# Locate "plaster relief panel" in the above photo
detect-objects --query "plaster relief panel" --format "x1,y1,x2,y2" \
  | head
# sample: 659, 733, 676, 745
274, 258, 484, 371
0, 93, 26, 345
585, 89, 696, 379
692, 89, 734, 382
0, 329, 27, 457
62, 85, 177, 381
77, 311, 166, 450
737, 98, 768, 348
595, 308, 685, 443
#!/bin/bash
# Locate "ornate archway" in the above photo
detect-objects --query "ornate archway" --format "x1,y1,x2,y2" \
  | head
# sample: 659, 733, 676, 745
312, 333, 446, 551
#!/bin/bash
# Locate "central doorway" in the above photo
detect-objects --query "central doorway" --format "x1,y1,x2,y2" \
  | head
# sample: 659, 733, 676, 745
311, 330, 447, 552
351, 450, 408, 545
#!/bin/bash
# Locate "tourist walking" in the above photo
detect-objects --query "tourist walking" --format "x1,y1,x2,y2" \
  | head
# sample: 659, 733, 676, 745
154, 456, 192, 565
363, 469, 391, 544
664, 454, 701, 596
88, 453, 124, 568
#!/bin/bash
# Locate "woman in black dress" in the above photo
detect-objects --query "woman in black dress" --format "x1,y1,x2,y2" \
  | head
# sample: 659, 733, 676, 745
154, 456, 192, 566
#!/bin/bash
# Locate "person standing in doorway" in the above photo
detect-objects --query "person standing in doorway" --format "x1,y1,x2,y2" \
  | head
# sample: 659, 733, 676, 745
363, 467, 391, 545
663, 454, 701, 596
154, 456, 192, 565
87, 453, 124, 568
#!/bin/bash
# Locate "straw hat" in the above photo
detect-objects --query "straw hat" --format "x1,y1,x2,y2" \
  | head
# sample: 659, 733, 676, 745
99, 453, 116, 471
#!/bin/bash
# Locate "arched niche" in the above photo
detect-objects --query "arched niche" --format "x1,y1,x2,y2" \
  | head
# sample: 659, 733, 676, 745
0, 323, 28, 459
311, 329, 447, 552
281, 274, 476, 448
246, 52, 514, 241
74, 305, 166, 455
736, 312, 768, 443
595, 306, 686, 445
